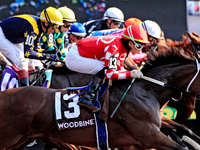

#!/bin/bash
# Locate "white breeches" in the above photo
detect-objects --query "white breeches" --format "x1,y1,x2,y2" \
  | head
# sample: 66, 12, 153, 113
0, 27, 28, 70
0, 27, 43, 71
65, 45, 104, 75
28, 59, 44, 70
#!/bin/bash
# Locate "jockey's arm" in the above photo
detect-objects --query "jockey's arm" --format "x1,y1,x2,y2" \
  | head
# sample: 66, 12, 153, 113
24, 48, 46, 60
24, 45, 51, 60
103, 47, 131, 80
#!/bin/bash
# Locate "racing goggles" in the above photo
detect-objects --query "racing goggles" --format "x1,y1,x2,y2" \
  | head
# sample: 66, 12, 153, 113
148, 35, 157, 43
51, 24, 59, 29
76, 36, 84, 40
133, 40, 144, 50
112, 20, 122, 26
63, 23, 72, 28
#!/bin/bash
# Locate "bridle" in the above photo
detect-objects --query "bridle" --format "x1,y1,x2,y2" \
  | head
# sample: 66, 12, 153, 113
167, 42, 200, 98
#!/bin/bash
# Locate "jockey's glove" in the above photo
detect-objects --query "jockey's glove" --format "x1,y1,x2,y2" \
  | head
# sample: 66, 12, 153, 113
46, 54, 59, 62
130, 70, 143, 78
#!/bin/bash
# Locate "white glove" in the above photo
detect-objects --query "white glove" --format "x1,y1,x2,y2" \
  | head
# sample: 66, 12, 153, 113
130, 70, 143, 78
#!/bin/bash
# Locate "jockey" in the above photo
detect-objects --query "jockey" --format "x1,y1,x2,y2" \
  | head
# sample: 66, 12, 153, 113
140, 20, 163, 44
0, 6, 63, 86
65, 22, 86, 52
140, 20, 165, 53
65, 25, 149, 112
40, 6, 76, 62
128, 20, 164, 63
83, 7, 124, 36
123, 17, 142, 28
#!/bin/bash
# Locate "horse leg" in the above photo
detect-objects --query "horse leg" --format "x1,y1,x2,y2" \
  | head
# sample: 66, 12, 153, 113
121, 103, 187, 150
42, 137, 82, 150
123, 145, 151, 150
121, 103, 167, 150
194, 100, 200, 136
161, 115, 200, 144
168, 94, 196, 125
11, 138, 37, 150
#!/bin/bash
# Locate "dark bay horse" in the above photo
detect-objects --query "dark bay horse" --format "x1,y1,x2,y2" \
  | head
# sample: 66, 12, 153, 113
125, 31, 198, 126
1, 36, 200, 149
50, 40, 200, 149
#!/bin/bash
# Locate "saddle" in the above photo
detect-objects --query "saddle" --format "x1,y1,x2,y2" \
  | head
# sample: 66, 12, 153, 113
67, 79, 110, 121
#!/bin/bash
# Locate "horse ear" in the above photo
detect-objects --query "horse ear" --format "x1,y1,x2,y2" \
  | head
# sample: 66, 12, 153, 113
186, 31, 192, 40
186, 31, 192, 39
192, 31, 200, 37
187, 31, 200, 43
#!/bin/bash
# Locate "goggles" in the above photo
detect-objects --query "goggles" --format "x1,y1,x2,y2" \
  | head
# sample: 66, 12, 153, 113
148, 35, 156, 43
132, 40, 144, 50
112, 20, 122, 26
51, 24, 59, 29
63, 23, 72, 28
76, 36, 84, 40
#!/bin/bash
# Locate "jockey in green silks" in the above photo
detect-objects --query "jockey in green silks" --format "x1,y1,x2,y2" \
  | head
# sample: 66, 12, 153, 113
40, 6, 76, 62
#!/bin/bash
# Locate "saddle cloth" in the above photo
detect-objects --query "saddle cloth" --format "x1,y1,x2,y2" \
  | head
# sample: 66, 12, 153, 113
53, 81, 110, 130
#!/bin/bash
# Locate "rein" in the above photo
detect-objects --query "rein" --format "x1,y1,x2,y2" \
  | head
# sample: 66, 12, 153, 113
142, 42, 200, 98
141, 75, 200, 98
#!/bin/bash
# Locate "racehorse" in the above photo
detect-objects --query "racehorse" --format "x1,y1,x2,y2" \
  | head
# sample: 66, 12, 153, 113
1, 33, 200, 150
15, 35, 200, 149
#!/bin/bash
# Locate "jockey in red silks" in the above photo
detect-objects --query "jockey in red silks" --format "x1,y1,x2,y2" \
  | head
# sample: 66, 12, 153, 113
65, 25, 149, 112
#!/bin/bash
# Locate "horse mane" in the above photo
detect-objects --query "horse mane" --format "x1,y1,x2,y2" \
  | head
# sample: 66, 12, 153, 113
143, 35, 195, 72
166, 35, 190, 48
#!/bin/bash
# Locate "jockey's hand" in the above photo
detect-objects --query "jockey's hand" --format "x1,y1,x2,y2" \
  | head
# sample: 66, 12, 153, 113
130, 70, 143, 78
46, 54, 59, 62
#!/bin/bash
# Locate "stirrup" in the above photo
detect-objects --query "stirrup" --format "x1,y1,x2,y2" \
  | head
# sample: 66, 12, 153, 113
78, 99, 100, 113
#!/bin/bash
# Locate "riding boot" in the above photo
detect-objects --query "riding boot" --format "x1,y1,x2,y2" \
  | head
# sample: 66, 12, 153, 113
78, 76, 102, 112
17, 70, 29, 87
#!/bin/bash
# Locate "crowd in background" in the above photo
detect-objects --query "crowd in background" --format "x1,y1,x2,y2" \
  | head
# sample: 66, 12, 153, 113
0, 0, 107, 22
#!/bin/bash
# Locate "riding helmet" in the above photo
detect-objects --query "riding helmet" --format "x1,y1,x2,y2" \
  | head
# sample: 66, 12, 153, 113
70, 22, 86, 37
103, 7, 124, 22
58, 6, 76, 22
122, 25, 149, 44
124, 18, 142, 28
140, 20, 161, 39
40, 6, 64, 26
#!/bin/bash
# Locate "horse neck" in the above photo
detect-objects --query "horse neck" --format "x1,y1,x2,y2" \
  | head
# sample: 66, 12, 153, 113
143, 62, 197, 107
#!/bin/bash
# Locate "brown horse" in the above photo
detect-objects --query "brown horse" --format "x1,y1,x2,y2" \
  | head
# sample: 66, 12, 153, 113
125, 31, 198, 126
1, 35, 200, 149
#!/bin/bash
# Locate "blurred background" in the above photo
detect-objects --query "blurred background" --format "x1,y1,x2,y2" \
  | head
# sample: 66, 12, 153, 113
0, 0, 190, 41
